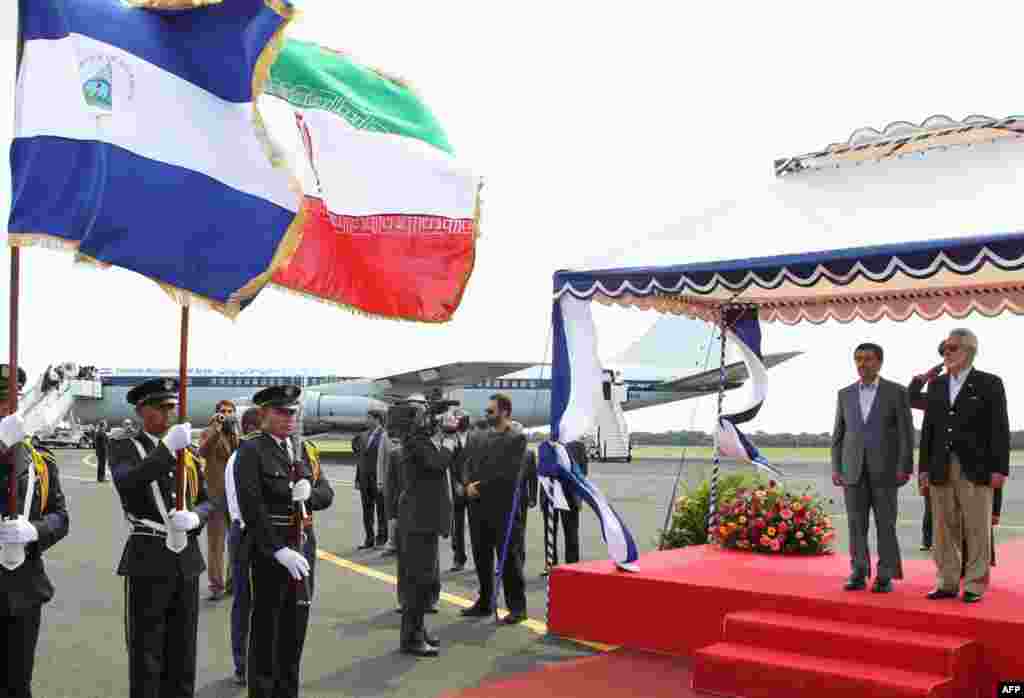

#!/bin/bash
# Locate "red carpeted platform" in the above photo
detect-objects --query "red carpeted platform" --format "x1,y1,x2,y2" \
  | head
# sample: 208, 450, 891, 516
440, 650, 699, 698
548, 540, 1024, 697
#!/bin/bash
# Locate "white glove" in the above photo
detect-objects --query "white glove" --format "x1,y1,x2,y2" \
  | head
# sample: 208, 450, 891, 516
274, 547, 310, 580
291, 478, 312, 502
0, 517, 39, 544
0, 414, 27, 450
169, 510, 200, 532
162, 423, 192, 453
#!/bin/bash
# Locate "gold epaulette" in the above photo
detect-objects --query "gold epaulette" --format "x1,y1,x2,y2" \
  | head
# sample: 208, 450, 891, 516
23, 439, 53, 513
241, 430, 262, 441
304, 441, 321, 482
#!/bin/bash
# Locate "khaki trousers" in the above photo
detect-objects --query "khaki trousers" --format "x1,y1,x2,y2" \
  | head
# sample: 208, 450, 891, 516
930, 455, 993, 595
207, 513, 227, 593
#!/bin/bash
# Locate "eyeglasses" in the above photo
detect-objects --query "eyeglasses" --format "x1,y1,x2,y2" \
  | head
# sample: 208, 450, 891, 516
942, 344, 962, 354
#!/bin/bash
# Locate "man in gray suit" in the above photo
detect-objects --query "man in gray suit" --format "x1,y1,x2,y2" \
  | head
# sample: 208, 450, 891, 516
831, 342, 914, 593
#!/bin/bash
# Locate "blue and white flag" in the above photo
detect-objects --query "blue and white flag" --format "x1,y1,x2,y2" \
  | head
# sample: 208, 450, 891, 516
714, 306, 785, 480
545, 294, 640, 571
9, 0, 302, 317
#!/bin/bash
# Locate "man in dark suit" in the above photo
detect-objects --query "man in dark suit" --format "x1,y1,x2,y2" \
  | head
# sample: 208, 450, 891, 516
109, 378, 211, 698
94, 420, 109, 482
356, 411, 390, 549
919, 328, 1009, 603
462, 394, 528, 623
1, 365, 71, 698
394, 403, 453, 656
831, 343, 914, 593
447, 412, 473, 572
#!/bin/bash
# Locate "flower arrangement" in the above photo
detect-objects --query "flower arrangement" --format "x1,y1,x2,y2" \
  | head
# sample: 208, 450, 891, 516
708, 479, 835, 555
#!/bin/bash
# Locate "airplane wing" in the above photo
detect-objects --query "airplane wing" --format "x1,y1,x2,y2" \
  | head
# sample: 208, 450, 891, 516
656, 351, 802, 393
371, 361, 538, 395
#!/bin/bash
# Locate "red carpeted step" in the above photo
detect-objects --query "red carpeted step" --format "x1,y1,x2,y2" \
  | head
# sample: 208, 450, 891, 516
721, 610, 976, 679
692, 642, 953, 698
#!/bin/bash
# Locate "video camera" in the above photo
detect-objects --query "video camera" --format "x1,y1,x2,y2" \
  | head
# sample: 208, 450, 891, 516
387, 393, 461, 440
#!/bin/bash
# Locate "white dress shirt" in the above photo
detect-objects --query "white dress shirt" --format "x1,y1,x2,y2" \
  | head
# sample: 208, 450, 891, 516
224, 452, 243, 527
949, 366, 972, 405
858, 377, 879, 422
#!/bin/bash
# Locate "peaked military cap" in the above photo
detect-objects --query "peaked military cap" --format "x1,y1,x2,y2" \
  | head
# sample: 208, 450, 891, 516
126, 378, 180, 406
253, 384, 302, 409
0, 364, 27, 388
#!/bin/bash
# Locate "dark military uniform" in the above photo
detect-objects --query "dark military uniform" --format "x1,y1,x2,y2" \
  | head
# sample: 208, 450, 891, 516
110, 379, 211, 698
2, 440, 69, 698
396, 432, 453, 655
234, 386, 334, 698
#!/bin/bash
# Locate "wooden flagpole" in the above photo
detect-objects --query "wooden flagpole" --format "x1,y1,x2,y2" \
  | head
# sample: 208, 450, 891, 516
6, 247, 20, 518
177, 305, 188, 508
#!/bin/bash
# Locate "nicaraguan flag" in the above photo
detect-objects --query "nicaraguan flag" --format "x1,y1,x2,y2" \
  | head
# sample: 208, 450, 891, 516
714, 306, 785, 480
9, 0, 302, 317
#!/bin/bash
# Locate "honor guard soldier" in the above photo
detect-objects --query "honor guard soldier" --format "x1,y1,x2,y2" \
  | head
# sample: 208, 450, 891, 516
0, 365, 70, 698
110, 378, 211, 698
234, 385, 334, 698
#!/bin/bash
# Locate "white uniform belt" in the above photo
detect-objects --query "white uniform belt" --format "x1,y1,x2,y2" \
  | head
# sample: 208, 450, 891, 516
126, 514, 167, 534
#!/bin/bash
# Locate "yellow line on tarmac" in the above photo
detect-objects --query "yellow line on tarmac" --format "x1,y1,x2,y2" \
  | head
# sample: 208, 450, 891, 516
315, 548, 616, 652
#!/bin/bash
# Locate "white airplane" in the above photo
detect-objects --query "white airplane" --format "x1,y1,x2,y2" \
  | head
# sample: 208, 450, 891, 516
69, 317, 800, 434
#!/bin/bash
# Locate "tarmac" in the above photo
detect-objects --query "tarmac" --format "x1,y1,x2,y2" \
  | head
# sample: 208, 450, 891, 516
27, 449, 1024, 697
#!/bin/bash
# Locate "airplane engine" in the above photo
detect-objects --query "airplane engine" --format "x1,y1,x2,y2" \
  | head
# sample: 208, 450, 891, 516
301, 391, 389, 434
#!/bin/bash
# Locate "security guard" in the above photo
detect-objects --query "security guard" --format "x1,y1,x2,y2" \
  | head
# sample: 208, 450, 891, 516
234, 385, 334, 698
0, 365, 70, 698
395, 403, 454, 656
110, 378, 210, 698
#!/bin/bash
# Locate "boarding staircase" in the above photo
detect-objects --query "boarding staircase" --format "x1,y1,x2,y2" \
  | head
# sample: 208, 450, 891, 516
589, 370, 631, 462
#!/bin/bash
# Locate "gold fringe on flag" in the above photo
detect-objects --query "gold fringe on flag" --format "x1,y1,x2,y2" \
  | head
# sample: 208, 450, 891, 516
123, 0, 223, 8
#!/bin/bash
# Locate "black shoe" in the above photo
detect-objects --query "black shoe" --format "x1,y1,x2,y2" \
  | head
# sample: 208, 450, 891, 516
871, 578, 893, 593
919, 543, 932, 551
502, 611, 527, 625
207, 591, 224, 602
844, 576, 867, 591
358, 541, 375, 550
376, 538, 388, 547
400, 639, 439, 657
423, 630, 440, 646
926, 588, 959, 600
962, 591, 983, 603
540, 568, 550, 578
450, 562, 465, 572
395, 607, 404, 613
460, 604, 491, 617
425, 606, 439, 614
233, 670, 246, 687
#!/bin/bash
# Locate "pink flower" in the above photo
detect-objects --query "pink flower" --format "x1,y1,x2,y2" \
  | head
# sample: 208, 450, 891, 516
780, 508, 794, 520
777, 522, 789, 535
769, 538, 782, 552
754, 517, 766, 528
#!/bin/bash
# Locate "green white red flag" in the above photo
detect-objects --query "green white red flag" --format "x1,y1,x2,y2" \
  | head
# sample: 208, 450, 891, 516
265, 39, 481, 322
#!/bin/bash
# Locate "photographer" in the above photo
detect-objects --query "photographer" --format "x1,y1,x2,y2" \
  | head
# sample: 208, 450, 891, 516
391, 399, 455, 656
199, 399, 240, 601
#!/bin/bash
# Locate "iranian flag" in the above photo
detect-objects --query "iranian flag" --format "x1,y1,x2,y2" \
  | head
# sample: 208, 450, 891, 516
264, 39, 481, 322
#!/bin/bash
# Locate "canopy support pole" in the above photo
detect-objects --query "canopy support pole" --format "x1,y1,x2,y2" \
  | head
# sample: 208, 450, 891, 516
706, 306, 728, 537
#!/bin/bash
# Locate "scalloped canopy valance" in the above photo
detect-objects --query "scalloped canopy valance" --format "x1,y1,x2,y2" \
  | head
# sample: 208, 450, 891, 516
552, 233, 1024, 325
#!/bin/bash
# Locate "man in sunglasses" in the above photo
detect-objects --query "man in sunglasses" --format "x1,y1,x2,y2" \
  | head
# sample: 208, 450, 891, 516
110, 377, 211, 698
918, 329, 1010, 604
234, 385, 334, 697
462, 394, 528, 623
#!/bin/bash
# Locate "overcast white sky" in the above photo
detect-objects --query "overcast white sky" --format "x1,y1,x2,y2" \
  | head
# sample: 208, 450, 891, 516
2, 1, 1023, 435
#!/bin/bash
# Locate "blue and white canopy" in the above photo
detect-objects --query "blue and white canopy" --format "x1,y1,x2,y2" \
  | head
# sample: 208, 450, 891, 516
553, 232, 1024, 325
